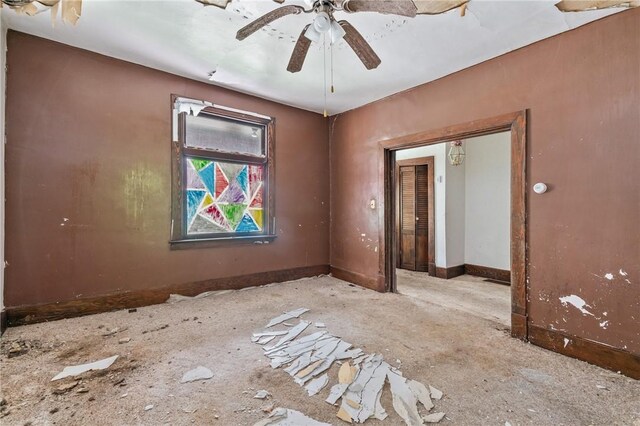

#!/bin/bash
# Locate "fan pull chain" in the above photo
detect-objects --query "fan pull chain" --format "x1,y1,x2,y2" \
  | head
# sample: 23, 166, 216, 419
323, 33, 328, 118
330, 40, 335, 94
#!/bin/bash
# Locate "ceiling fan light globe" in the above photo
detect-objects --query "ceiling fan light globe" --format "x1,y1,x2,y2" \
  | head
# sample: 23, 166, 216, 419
304, 24, 322, 43
330, 20, 346, 44
313, 12, 332, 33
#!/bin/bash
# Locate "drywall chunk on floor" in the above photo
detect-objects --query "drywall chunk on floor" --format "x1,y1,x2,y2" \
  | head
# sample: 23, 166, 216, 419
423, 412, 446, 423
253, 309, 445, 425
265, 308, 310, 328
265, 321, 311, 350
51, 355, 119, 381
326, 383, 349, 405
387, 369, 423, 426
429, 385, 443, 400
180, 366, 213, 383
338, 362, 357, 384
306, 374, 329, 396
254, 390, 271, 399
408, 379, 434, 411
253, 407, 331, 426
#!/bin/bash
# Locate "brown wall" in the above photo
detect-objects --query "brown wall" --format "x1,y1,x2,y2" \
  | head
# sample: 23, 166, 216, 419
5, 32, 330, 309
330, 10, 640, 354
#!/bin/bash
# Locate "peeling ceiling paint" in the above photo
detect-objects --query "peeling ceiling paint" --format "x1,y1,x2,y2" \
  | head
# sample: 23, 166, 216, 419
3, 0, 623, 115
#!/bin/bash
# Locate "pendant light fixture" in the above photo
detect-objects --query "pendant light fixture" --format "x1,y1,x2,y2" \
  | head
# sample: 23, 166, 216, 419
448, 140, 465, 166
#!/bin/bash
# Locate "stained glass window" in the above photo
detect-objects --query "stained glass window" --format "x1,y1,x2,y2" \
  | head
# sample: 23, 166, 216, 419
185, 158, 264, 234
170, 97, 275, 245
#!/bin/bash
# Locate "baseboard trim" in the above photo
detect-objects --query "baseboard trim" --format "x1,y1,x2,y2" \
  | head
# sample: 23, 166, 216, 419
528, 325, 640, 380
330, 267, 382, 292
465, 263, 511, 283
435, 265, 465, 279
6, 264, 330, 327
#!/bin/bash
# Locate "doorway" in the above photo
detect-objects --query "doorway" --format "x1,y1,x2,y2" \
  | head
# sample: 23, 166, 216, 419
396, 157, 435, 275
378, 111, 528, 340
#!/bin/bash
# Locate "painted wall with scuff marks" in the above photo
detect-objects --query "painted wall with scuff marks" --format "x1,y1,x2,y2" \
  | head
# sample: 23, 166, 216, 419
4, 32, 330, 308
330, 10, 640, 354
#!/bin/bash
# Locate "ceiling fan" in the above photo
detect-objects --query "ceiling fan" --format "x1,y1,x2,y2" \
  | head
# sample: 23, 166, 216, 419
200, 0, 470, 73
196, 0, 640, 74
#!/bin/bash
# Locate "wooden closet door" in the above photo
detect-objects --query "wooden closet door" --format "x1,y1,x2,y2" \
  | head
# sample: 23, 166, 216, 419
399, 166, 416, 270
415, 165, 430, 272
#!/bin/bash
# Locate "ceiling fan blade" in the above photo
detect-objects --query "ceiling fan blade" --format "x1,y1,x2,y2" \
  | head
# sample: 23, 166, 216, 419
412, 0, 469, 14
339, 20, 381, 70
236, 5, 304, 41
195, 0, 231, 9
287, 24, 312, 73
343, 0, 417, 17
555, 0, 639, 11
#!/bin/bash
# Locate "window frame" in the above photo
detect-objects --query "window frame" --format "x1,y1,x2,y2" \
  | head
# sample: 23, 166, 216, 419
169, 95, 276, 248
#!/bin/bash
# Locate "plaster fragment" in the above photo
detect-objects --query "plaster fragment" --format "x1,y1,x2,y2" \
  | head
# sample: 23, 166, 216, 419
254, 390, 271, 399
338, 362, 357, 384
600, 321, 609, 329
387, 369, 423, 425
604, 273, 614, 280
52, 355, 119, 381
423, 412, 446, 423
563, 338, 570, 348
305, 374, 329, 396
408, 379, 434, 411
429, 385, 443, 400
254, 407, 331, 426
619, 269, 628, 276
181, 366, 213, 383
326, 383, 349, 405
265, 308, 309, 328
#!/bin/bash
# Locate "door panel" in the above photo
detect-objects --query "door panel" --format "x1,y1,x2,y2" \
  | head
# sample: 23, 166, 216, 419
400, 166, 416, 270
415, 165, 430, 272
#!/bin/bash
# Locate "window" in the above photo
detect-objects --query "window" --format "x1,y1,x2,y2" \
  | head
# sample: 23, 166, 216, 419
170, 96, 275, 246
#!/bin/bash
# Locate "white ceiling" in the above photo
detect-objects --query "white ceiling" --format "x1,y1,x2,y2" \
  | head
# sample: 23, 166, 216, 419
3, 0, 622, 115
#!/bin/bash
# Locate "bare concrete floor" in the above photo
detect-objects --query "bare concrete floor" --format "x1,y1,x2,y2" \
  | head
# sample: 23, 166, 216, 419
1, 275, 639, 425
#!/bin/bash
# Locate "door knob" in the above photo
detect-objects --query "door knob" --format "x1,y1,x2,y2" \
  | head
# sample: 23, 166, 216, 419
416, 217, 419, 221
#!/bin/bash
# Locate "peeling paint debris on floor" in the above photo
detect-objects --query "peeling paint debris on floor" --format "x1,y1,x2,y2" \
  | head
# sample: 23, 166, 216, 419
254, 407, 331, 426
51, 355, 119, 381
254, 308, 446, 425
180, 366, 214, 383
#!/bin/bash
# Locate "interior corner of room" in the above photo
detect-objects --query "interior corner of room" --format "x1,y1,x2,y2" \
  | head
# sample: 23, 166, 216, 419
0, 1, 639, 425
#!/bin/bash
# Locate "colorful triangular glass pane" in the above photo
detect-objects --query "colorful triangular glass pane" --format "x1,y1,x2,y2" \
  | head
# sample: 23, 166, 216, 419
215, 164, 229, 199
248, 165, 263, 199
250, 186, 263, 208
189, 214, 225, 234
200, 204, 229, 230
198, 163, 215, 196
218, 179, 246, 204
186, 190, 206, 225
219, 203, 246, 230
190, 158, 211, 172
236, 213, 260, 233
236, 165, 248, 196
248, 209, 263, 230
187, 162, 205, 190
200, 193, 214, 210
219, 162, 243, 183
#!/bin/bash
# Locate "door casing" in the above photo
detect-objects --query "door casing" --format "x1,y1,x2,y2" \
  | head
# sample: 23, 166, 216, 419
378, 110, 528, 340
